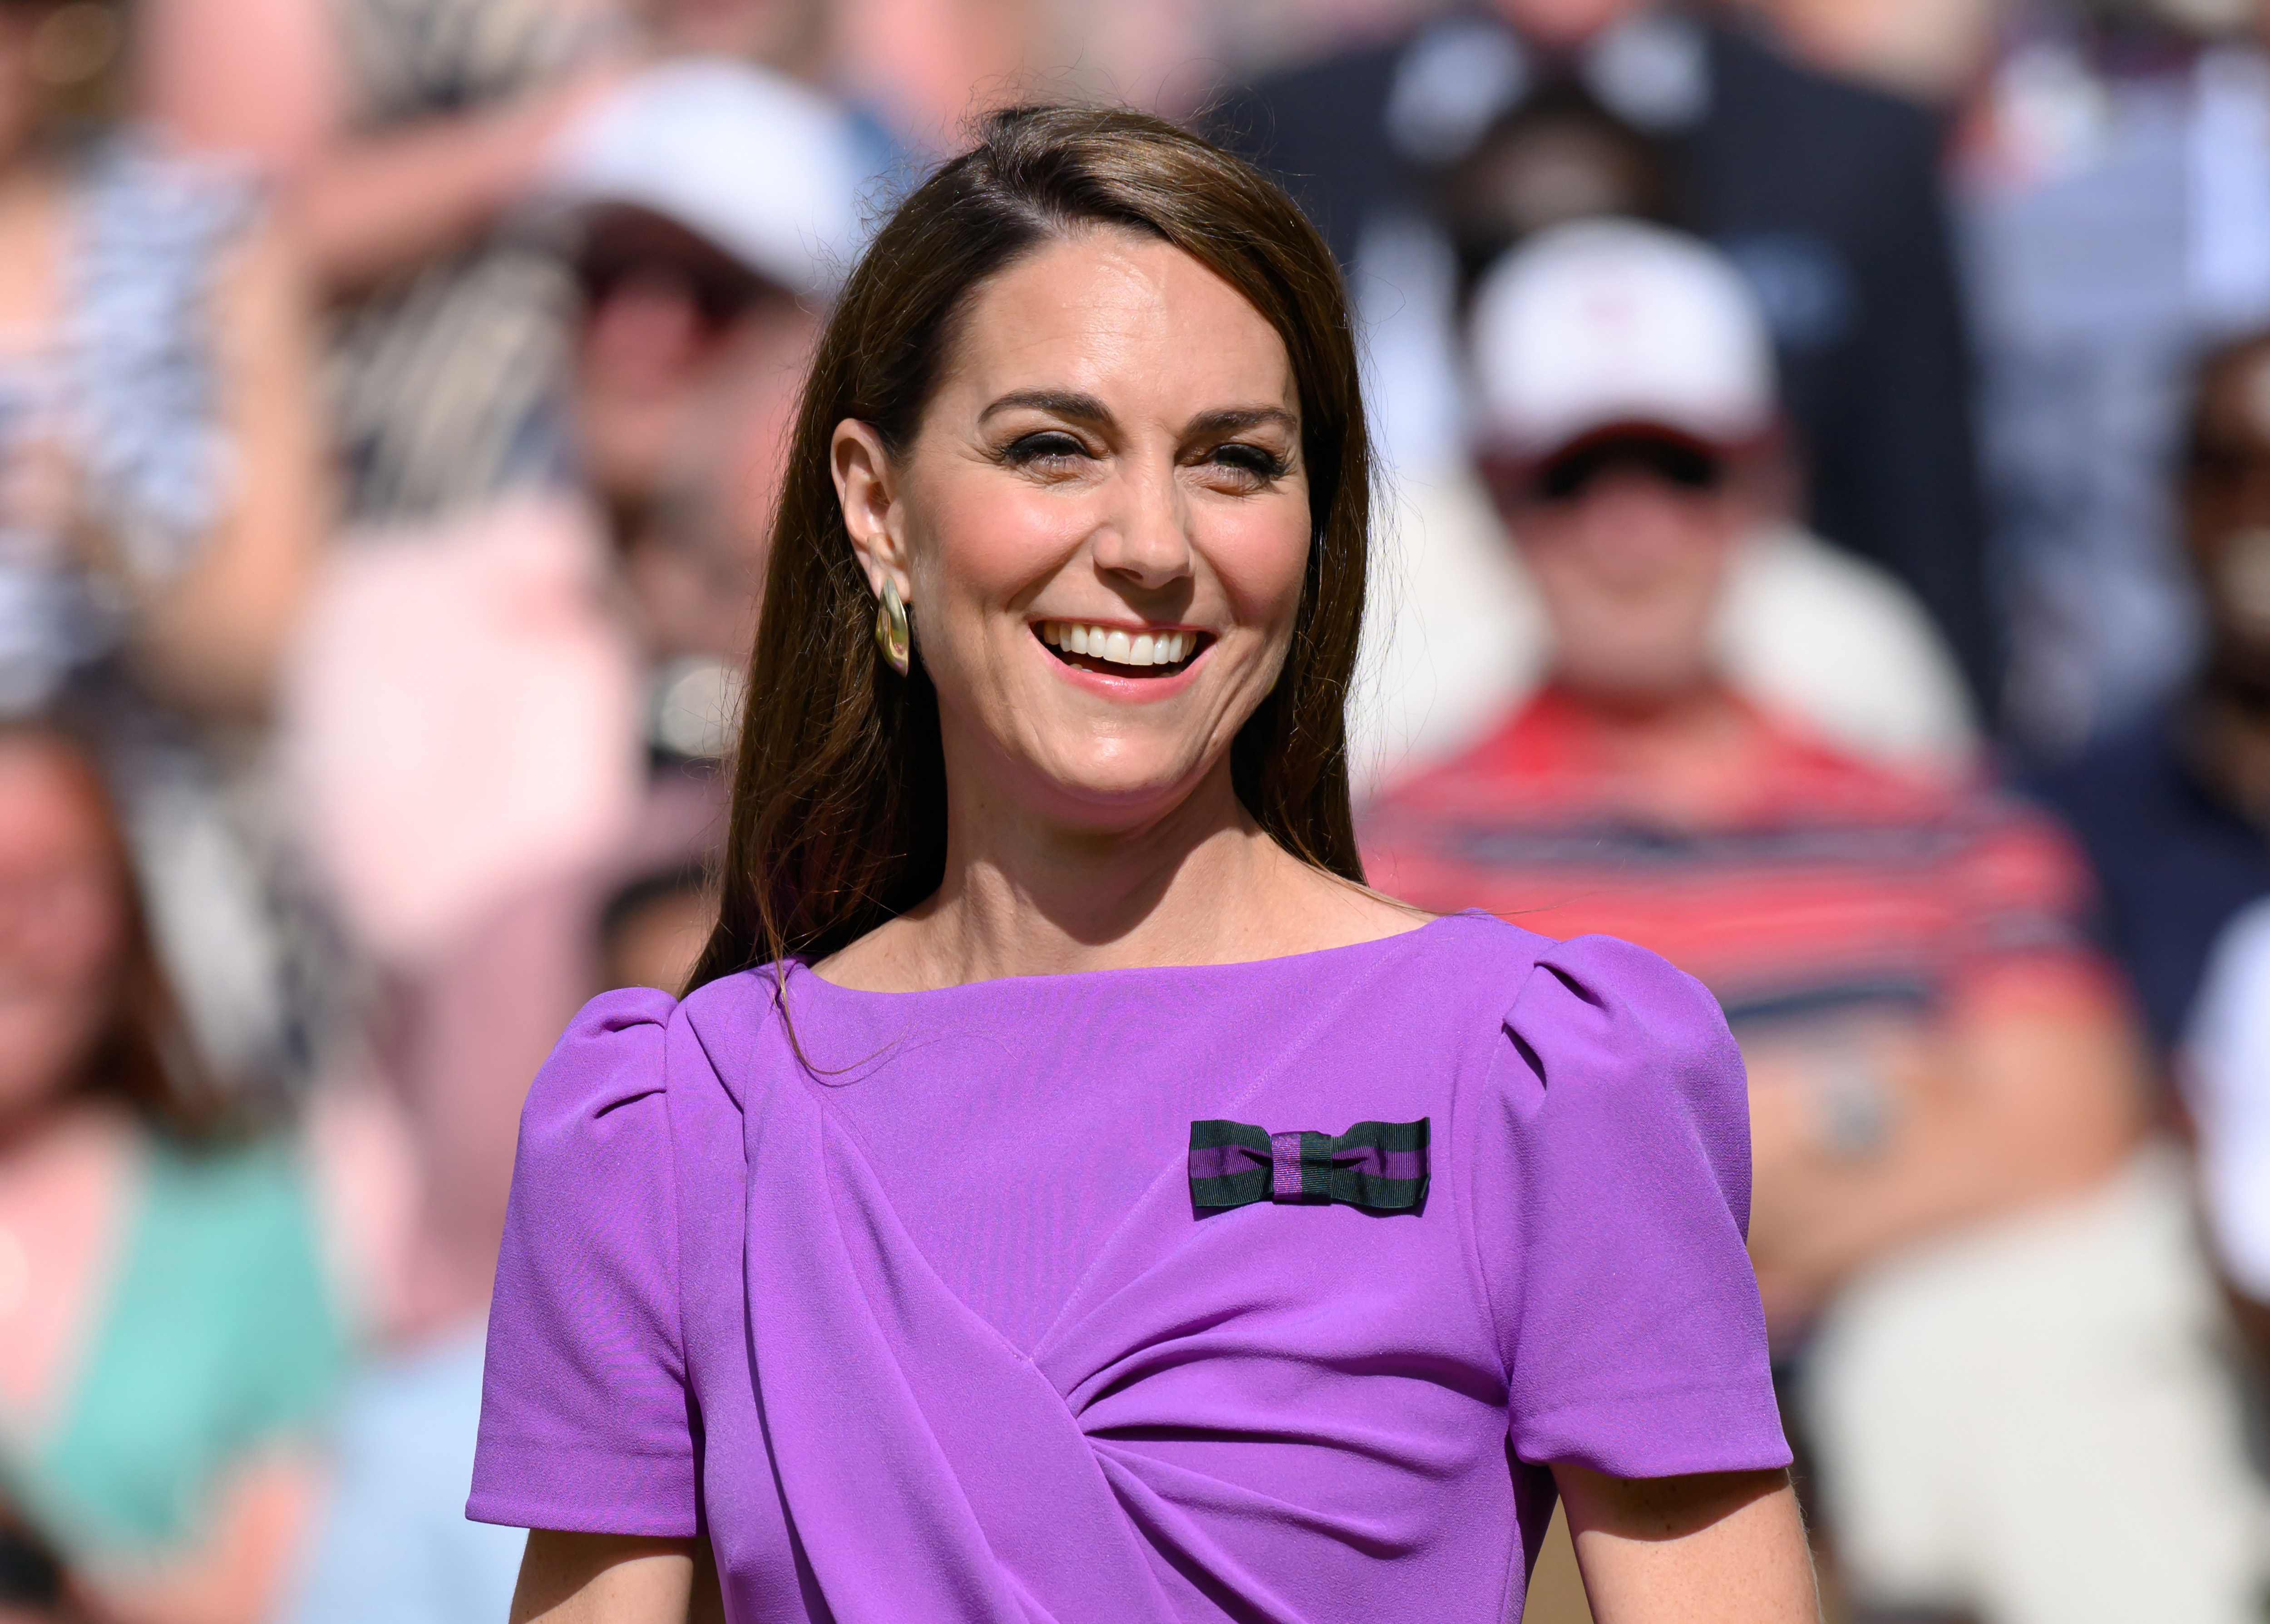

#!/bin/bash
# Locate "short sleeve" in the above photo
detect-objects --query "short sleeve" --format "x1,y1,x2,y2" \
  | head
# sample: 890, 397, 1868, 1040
467, 987, 696, 1535
1480, 935, 1790, 1479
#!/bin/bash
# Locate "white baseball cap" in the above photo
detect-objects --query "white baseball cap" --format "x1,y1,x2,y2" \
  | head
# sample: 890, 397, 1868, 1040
1469, 218, 1776, 460
543, 58, 866, 300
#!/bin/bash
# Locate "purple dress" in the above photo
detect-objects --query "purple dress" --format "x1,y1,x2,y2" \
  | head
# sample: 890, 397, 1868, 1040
469, 912, 1788, 1621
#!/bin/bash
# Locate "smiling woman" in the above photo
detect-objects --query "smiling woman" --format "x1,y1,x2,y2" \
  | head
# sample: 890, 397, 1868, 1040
468, 105, 1820, 1624
690, 104, 1376, 986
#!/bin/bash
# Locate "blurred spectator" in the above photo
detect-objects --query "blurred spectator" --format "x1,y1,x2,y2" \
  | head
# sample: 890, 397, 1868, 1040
0, 0, 328, 1093
281, 56, 851, 1327
277, 71, 845, 1624
278, 1323, 524, 1624
1209, 0, 1999, 714
599, 861, 712, 993
1735, 0, 2000, 104
1362, 218, 2266, 1622
140, 0, 617, 522
2029, 328, 2270, 1058
0, 0, 320, 721
1961, 0, 2270, 752
139, 0, 913, 529
2186, 894, 2270, 1372
0, 723, 348, 1624
1364, 220, 2140, 1326
277, 866, 711, 1624
1348, 83, 1975, 788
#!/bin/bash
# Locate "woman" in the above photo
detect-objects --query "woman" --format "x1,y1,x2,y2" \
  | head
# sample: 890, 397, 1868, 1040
471, 106, 1816, 1622
0, 724, 346, 1624
0, 0, 320, 720
0, 0, 329, 1089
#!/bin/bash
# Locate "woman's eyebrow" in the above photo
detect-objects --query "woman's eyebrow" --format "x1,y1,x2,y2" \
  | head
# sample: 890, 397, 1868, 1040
979, 388, 1111, 425
1187, 406, 1298, 438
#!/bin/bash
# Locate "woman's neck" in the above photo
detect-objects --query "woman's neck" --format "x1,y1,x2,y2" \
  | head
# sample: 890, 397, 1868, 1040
818, 759, 1419, 991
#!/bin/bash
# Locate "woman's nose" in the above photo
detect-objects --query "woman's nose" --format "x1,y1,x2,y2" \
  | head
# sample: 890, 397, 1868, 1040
1088, 465, 1194, 588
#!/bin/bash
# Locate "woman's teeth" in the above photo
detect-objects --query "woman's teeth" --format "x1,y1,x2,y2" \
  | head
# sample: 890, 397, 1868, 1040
1038, 622, 1195, 667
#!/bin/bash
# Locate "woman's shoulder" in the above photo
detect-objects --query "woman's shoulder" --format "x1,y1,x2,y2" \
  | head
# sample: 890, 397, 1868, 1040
1409, 911, 1719, 1011
514, 986, 689, 1156
1439, 920, 1755, 1241
523, 972, 799, 1122
1411, 913, 1738, 1086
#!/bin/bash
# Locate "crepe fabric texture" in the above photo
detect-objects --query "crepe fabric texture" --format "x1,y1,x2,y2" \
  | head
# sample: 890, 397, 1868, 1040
468, 911, 1789, 1621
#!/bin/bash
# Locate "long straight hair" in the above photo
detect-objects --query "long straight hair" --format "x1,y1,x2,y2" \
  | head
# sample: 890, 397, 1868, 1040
687, 104, 1375, 989
0, 723, 224, 1138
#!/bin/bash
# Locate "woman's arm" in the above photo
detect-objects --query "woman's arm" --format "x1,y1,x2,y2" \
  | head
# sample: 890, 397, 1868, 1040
128, 219, 329, 718
136, 0, 618, 295
1555, 1464, 1819, 1623
510, 1531, 716, 1624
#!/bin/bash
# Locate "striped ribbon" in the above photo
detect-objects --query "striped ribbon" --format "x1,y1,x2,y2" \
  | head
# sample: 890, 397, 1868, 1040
1187, 1118, 1430, 1211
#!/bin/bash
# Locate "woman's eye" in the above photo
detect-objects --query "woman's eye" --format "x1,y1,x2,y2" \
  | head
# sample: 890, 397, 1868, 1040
1208, 443, 1289, 483
1003, 430, 1089, 467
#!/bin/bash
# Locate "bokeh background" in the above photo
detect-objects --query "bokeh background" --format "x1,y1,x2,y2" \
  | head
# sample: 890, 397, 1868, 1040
0, 0, 2266, 1620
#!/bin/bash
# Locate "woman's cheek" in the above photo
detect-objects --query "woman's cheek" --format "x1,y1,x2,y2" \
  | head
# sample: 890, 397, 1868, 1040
1205, 503, 1310, 631
924, 482, 1077, 609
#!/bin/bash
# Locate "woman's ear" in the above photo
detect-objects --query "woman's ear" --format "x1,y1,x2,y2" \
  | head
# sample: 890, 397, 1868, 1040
832, 419, 912, 605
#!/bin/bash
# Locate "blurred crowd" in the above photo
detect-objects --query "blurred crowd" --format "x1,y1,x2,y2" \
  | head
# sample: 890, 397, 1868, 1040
0, 0, 2265, 1621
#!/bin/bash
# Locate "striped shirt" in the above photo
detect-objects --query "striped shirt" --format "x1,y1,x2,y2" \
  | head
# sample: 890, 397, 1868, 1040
1361, 686, 2112, 1028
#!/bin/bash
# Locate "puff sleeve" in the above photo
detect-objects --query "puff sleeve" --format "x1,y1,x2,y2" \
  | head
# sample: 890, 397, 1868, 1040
467, 988, 697, 1535
1478, 935, 1790, 1479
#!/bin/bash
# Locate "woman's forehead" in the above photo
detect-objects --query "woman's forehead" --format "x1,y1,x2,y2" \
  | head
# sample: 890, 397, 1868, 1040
938, 230, 1298, 416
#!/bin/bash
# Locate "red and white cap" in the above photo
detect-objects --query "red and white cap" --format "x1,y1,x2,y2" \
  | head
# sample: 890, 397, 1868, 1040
1470, 218, 1776, 460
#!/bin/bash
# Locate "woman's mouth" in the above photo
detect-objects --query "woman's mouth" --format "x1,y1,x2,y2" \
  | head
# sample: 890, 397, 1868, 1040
1035, 620, 1207, 678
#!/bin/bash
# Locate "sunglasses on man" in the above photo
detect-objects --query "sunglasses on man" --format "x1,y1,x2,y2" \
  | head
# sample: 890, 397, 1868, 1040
1485, 430, 1731, 509
572, 204, 785, 336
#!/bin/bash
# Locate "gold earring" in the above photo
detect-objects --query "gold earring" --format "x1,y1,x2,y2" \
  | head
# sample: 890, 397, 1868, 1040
874, 576, 910, 676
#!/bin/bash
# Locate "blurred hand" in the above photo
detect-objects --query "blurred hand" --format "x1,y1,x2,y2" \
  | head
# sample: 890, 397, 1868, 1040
1742, 1015, 1949, 1323
1740, 986, 2144, 1329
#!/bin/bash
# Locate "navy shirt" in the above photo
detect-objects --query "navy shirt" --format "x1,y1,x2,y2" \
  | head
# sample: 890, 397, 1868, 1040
2028, 707, 2270, 1054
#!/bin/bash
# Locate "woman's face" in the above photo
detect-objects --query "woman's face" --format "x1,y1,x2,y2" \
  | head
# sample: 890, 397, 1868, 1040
834, 230, 1313, 834
0, 741, 123, 1125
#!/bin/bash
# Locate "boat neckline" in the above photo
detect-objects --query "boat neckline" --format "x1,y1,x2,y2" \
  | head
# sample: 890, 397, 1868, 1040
790, 910, 1483, 1000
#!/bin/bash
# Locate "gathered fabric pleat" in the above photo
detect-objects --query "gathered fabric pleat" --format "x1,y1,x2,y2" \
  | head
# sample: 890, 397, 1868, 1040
740, 1060, 1184, 1624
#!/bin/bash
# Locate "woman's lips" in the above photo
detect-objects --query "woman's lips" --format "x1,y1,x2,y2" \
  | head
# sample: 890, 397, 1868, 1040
1033, 619, 1209, 677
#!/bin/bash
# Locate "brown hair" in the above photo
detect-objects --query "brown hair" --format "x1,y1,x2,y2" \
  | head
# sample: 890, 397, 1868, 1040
4, 0, 129, 143
0, 723, 222, 1139
688, 104, 1375, 990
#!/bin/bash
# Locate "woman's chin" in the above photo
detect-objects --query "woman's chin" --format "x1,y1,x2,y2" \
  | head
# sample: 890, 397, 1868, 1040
1018, 753, 1223, 830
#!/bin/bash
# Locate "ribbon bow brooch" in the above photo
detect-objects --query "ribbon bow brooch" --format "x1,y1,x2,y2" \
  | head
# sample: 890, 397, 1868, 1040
1188, 1118, 1430, 1211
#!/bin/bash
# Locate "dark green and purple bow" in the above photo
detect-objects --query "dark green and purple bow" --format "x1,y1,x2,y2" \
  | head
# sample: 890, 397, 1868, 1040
1188, 1118, 1430, 1211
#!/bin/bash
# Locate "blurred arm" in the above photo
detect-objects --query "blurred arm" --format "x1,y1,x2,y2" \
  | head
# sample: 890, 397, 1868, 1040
128, 219, 329, 718
1745, 981, 2147, 1321
135, 0, 616, 293
76, 1450, 321, 1624
1554, 1464, 1819, 1623
511, 1531, 718, 1624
